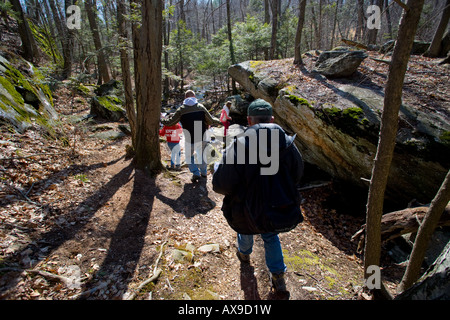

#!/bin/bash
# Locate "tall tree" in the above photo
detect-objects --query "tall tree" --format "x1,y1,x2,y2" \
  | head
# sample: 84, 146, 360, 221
424, 0, 450, 57
264, 0, 270, 59
294, 0, 307, 65
62, 0, 75, 79
363, 0, 426, 298
10, 0, 39, 62
117, 0, 136, 148
269, 0, 279, 59
85, 0, 111, 84
367, 0, 383, 45
356, 0, 365, 42
226, 0, 237, 93
134, 0, 163, 174
48, 0, 69, 76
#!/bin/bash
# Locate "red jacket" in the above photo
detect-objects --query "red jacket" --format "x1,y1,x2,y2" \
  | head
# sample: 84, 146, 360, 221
159, 123, 183, 143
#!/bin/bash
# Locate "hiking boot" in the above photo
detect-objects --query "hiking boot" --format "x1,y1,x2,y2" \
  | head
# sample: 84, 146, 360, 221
236, 250, 250, 263
271, 272, 287, 292
174, 165, 181, 171
191, 174, 201, 183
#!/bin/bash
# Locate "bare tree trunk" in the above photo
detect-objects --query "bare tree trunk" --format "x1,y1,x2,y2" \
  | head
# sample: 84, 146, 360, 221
385, 0, 394, 40
270, 0, 279, 59
399, 170, 450, 292
117, 0, 136, 148
10, 0, 39, 62
363, 0, 426, 297
330, 0, 340, 50
226, 0, 237, 94
367, 0, 383, 45
163, 1, 171, 101
48, 0, 71, 77
134, 0, 163, 174
85, 0, 111, 84
264, 0, 270, 59
356, 0, 365, 42
294, 0, 307, 65
311, 5, 319, 49
63, 0, 75, 79
424, 0, 450, 57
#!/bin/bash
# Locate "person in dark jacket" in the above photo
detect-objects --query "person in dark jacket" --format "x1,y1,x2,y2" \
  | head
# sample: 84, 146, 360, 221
162, 90, 220, 182
212, 99, 304, 293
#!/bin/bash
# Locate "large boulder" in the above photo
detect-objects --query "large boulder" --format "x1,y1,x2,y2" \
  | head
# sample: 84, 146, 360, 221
0, 50, 57, 134
314, 50, 368, 77
228, 60, 450, 206
90, 79, 126, 121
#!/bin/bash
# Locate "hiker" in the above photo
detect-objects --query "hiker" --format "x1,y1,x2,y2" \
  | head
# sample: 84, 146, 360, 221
220, 101, 232, 136
212, 99, 304, 293
159, 121, 183, 171
162, 90, 220, 182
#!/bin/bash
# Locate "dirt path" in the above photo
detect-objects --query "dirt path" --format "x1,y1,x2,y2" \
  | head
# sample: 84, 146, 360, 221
1, 116, 371, 300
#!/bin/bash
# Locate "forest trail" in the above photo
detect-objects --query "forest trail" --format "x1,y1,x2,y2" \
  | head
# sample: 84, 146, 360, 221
0, 98, 375, 300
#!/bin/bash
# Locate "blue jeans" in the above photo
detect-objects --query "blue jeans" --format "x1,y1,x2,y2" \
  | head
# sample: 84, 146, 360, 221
167, 142, 181, 167
237, 233, 287, 274
186, 141, 208, 177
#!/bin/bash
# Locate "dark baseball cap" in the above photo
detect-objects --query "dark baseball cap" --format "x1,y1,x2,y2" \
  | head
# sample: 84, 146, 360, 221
248, 99, 273, 116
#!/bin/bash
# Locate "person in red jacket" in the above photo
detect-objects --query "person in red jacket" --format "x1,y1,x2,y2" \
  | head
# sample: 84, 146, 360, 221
159, 122, 183, 171
220, 101, 232, 136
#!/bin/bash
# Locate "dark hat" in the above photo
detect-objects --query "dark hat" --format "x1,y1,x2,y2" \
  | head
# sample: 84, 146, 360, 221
248, 99, 273, 116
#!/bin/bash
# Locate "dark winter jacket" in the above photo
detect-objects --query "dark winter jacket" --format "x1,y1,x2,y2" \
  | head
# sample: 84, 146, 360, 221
162, 101, 220, 144
212, 123, 304, 235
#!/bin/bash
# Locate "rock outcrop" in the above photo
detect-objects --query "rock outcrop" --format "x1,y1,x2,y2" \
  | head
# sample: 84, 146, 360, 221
314, 50, 368, 77
228, 60, 450, 205
0, 50, 57, 134
90, 79, 127, 122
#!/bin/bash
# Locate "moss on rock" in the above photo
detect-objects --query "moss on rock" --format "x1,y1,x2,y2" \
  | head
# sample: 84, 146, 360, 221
0, 51, 57, 134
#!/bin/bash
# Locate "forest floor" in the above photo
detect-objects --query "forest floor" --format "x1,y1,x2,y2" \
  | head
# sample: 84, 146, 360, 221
2, 52, 448, 301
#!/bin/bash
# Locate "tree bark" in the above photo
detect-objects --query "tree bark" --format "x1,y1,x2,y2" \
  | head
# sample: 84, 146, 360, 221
264, 0, 270, 59
352, 205, 450, 247
363, 0, 425, 294
226, 0, 237, 94
85, 0, 111, 84
424, 0, 450, 57
62, 0, 75, 79
134, 0, 163, 174
10, 0, 39, 62
117, 0, 136, 148
367, 0, 383, 45
356, 0, 365, 42
399, 170, 450, 292
294, 0, 307, 65
269, 0, 278, 59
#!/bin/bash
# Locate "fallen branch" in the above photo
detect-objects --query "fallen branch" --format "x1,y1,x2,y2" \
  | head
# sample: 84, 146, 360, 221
298, 182, 332, 192
352, 205, 450, 251
70, 281, 109, 300
0, 268, 79, 289
124, 241, 167, 300
370, 57, 391, 65
26, 269, 76, 288
341, 38, 368, 50
393, 0, 409, 11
